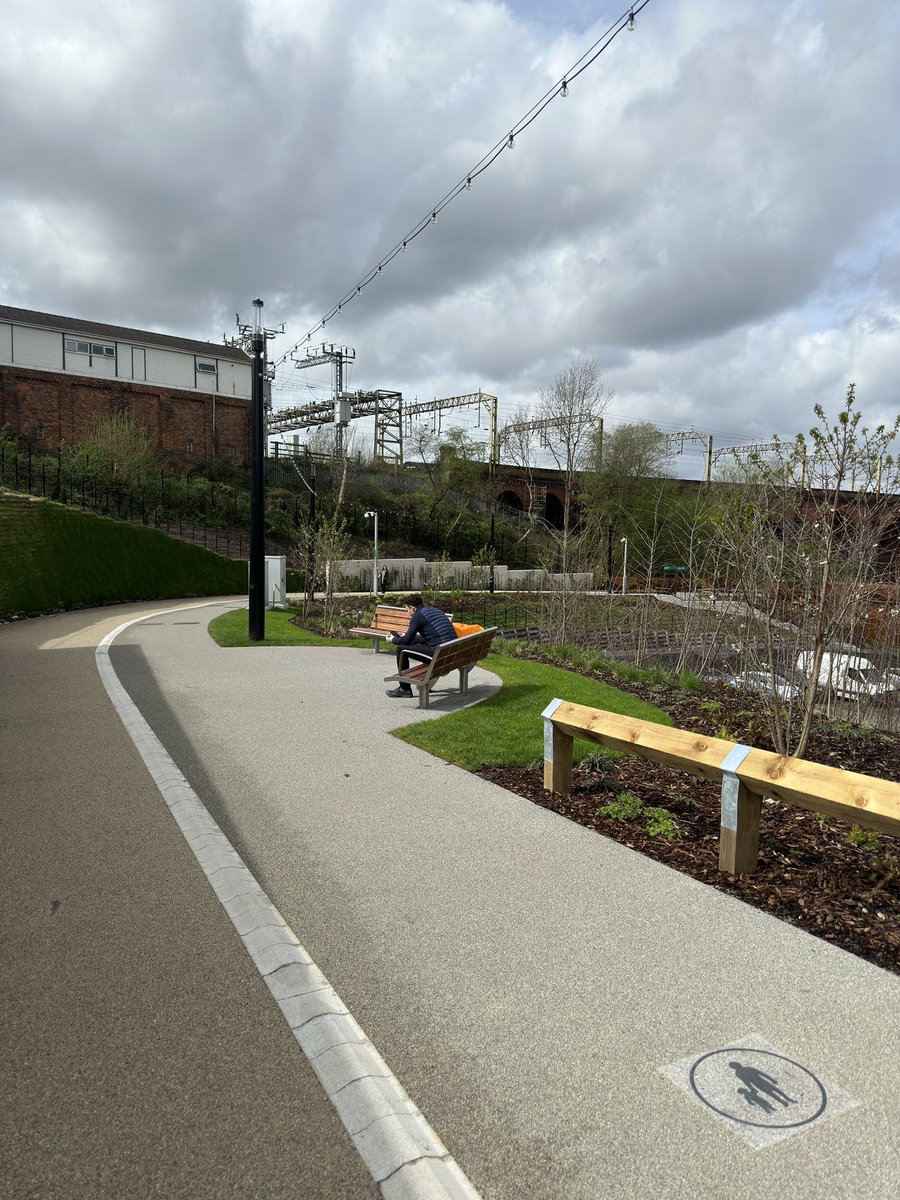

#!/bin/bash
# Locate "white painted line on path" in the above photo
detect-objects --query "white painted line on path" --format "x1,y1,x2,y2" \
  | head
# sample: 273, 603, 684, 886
95, 602, 482, 1200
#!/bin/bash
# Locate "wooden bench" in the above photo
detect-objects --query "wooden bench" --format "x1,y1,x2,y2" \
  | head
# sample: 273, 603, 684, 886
350, 604, 456, 652
541, 699, 900, 875
349, 605, 411, 653
384, 627, 498, 708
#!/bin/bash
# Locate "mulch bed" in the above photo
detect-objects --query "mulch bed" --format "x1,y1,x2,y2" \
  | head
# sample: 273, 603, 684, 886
478, 669, 899, 975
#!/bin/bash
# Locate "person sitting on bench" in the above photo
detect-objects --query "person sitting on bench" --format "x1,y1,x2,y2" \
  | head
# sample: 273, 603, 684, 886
385, 594, 457, 698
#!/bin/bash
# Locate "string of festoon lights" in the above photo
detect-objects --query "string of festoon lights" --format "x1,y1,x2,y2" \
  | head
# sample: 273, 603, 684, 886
273, 0, 654, 370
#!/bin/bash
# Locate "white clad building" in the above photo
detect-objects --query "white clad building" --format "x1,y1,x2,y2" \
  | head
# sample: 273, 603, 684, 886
0, 305, 252, 467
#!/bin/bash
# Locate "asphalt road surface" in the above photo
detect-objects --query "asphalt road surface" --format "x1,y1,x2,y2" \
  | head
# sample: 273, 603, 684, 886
4, 598, 899, 1198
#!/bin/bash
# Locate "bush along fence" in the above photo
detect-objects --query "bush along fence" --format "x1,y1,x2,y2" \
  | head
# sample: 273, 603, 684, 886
0, 442, 526, 566
0, 443, 296, 559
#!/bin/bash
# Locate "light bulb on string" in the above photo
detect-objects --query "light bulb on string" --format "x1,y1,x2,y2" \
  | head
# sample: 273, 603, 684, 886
627, 8, 635, 30
507, 132, 515, 148
561, 78, 568, 97
466, 177, 472, 190
431, 211, 437, 222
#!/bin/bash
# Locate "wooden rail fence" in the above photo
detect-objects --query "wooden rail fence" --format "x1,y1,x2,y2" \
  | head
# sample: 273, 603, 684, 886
541, 699, 900, 875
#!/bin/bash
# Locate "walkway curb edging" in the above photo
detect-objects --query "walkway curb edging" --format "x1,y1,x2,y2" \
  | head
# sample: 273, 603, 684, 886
95, 603, 481, 1200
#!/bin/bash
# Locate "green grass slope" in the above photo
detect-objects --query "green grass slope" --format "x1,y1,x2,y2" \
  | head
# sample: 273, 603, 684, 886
0, 490, 247, 618
392, 652, 672, 767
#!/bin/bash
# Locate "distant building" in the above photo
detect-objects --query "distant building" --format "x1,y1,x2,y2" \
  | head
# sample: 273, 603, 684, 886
0, 304, 252, 468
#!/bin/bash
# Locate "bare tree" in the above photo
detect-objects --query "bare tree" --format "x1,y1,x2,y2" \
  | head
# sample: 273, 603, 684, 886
292, 513, 351, 633
711, 386, 899, 756
304, 422, 367, 464
532, 358, 613, 640
536, 358, 613, 541
499, 403, 540, 517
583, 421, 671, 588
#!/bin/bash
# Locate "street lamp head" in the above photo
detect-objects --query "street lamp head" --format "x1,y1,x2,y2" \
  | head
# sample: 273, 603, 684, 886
364, 510, 376, 518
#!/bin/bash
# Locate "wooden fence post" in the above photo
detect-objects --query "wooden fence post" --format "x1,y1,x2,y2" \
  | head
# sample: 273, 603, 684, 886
718, 744, 762, 875
542, 699, 572, 794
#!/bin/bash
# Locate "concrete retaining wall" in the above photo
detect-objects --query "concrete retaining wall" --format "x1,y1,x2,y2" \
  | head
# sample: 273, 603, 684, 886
336, 558, 592, 593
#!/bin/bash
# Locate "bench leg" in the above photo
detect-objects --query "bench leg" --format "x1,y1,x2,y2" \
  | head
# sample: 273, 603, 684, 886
418, 685, 430, 709
459, 666, 471, 695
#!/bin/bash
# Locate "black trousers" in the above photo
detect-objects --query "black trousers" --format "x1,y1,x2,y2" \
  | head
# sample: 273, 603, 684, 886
396, 637, 435, 674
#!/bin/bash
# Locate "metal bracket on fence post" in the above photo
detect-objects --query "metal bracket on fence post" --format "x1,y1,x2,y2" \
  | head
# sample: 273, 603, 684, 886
719, 743, 752, 830
718, 743, 760, 875
542, 697, 563, 760
541, 698, 571, 794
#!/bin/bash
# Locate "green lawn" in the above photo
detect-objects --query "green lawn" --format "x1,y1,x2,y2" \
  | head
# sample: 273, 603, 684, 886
207, 611, 672, 769
391, 651, 672, 769
208, 607, 361, 647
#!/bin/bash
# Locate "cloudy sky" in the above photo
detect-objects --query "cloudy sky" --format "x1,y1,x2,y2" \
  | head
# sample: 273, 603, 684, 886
2, 0, 899, 475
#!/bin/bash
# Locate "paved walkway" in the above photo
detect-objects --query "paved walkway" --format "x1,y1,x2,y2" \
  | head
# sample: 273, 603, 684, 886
3, 599, 899, 1199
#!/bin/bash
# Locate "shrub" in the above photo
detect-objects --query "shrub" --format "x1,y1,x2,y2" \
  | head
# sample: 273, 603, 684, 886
846, 826, 881, 852
644, 806, 682, 839
597, 792, 681, 839
598, 792, 643, 821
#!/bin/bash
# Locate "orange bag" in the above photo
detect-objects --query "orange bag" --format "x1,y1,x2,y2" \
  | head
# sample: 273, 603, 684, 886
452, 622, 484, 638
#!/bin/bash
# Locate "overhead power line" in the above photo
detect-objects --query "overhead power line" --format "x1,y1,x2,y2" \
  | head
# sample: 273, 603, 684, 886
274, 1, 654, 369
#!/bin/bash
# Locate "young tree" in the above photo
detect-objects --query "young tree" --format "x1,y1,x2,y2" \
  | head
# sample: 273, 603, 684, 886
292, 513, 351, 633
711, 386, 899, 756
533, 359, 612, 641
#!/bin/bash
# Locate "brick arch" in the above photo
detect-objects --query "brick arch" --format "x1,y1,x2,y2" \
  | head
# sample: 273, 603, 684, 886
544, 491, 565, 529
497, 488, 526, 512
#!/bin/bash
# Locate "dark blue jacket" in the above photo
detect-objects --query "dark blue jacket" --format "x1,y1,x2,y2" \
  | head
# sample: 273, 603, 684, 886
396, 605, 457, 648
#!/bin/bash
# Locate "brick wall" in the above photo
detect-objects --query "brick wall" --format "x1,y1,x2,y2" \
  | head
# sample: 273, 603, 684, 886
0, 364, 251, 469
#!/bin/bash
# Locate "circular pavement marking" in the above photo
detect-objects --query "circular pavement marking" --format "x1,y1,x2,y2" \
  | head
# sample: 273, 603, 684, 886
689, 1047, 827, 1130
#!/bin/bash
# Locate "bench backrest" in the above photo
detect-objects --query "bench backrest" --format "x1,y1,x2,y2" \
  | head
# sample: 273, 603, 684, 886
371, 605, 410, 635
425, 627, 498, 680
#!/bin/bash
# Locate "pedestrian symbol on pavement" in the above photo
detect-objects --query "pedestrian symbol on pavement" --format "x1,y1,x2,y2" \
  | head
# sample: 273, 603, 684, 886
690, 1048, 826, 1130
662, 1035, 857, 1149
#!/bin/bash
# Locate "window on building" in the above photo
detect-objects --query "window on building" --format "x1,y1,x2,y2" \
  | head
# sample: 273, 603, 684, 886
66, 338, 116, 362
186, 439, 194, 453
196, 360, 217, 374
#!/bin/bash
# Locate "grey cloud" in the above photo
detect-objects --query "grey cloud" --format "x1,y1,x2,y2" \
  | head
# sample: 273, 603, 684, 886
0, 0, 897, 456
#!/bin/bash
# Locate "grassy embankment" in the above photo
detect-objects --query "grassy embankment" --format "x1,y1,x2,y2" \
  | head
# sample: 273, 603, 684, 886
0, 489, 247, 619
208, 607, 672, 768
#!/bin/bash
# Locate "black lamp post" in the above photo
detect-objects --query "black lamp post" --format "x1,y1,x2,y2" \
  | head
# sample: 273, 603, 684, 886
248, 298, 266, 641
